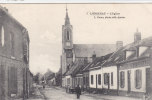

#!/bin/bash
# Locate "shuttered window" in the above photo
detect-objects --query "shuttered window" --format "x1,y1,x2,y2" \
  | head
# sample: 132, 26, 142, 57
91, 75, 93, 84
104, 73, 108, 85
75, 78, 77, 85
8, 67, 17, 95
67, 78, 70, 85
120, 71, 125, 88
86, 76, 89, 86
78, 78, 80, 85
135, 69, 142, 89
83, 77, 85, 85
98, 74, 101, 85
111, 72, 113, 85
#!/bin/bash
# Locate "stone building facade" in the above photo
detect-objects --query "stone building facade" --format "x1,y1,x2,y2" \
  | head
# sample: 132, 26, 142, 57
0, 6, 32, 100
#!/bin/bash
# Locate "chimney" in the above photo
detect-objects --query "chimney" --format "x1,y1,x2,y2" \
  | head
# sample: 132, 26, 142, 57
92, 51, 96, 61
134, 29, 141, 43
116, 41, 123, 50
3, 7, 8, 12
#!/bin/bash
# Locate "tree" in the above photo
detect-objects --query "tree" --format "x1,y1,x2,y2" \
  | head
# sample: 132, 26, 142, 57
33, 72, 40, 84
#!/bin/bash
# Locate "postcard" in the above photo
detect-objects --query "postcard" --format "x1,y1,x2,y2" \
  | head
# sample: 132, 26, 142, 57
0, 3, 151, 100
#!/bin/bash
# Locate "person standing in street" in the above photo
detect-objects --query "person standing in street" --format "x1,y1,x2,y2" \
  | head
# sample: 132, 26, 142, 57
75, 84, 81, 99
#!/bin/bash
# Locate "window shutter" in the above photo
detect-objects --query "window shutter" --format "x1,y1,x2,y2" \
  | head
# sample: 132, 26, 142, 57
120, 71, 125, 88
111, 72, 113, 85
98, 74, 101, 85
104, 73, 106, 84
135, 69, 142, 89
91, 75, 93, 84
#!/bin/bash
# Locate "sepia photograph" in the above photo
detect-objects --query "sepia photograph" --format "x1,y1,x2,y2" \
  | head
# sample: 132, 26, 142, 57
0, 3, 152, 100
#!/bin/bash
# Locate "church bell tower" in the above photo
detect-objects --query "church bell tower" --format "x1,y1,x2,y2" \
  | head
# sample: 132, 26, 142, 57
62, 7, 73, 74
62, 7, 73, 50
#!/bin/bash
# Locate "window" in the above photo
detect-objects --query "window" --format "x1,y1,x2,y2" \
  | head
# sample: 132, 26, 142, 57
120, 71, 125, 88
78, 78, 80, 85
98, 74, 101, 85
135, 69, 142, 89
1, 26, 4, 46
83, 77, 85, 85
67, 31, 70, 40
91, 75, 93, 84
75, 78, 77, 85
86, 76, 89, 85
10, 32, 15, 56
104, 73, 109, 85
111, 72, 113, 85
67, 78, 70, 85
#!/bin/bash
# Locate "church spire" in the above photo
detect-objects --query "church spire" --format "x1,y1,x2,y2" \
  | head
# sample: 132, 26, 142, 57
65, 5, 70, 25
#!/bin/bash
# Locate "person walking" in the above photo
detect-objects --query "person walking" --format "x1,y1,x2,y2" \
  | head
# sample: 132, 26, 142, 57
75, 84, 81, 99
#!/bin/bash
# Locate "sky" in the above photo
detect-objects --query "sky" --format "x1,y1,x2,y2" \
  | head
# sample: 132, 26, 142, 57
1, 4, 152, 74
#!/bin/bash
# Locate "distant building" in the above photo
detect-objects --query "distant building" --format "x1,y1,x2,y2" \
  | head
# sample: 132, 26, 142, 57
0, 6, 32, 100
61, 8, 116, 87
60, 7, 152, 99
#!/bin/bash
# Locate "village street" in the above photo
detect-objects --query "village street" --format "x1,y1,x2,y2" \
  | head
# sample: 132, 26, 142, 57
28, 86, 142, 100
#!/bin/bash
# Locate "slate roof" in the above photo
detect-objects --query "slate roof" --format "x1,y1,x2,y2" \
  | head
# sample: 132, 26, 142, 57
82, 62, 92, 72
89, 53, 113, 70
102, 47, 125, 67
82, 57, 100, 71
65, 59, 88, 76
73, 44, 116, 57
81, 53, 113, 71
103, 36, 152, 66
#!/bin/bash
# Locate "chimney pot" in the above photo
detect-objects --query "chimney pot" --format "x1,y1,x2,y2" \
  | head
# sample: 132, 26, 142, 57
92, 51, 96, 61
134, 29, 141, 42
116, 41, 123, 50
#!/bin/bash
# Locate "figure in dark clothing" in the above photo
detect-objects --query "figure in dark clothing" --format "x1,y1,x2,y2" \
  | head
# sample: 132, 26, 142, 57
42, 81, 45, 89
75, 85, 81, 99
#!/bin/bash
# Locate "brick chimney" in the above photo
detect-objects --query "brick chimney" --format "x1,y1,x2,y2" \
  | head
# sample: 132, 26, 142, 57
134, 28, 141, 43
92, 51, 96, 61
116, 41, 123, 50
3, 7, 8, 12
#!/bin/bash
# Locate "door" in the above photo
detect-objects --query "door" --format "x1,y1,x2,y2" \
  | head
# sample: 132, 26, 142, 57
127, 70, 131, 93
0, 66, 4, 100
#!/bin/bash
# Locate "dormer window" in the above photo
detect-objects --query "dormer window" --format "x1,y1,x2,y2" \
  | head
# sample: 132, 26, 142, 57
139, 46, 148, 57
125, 50, 135, 60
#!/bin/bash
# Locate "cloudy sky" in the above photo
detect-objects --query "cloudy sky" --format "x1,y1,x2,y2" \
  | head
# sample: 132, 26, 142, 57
1, 4, 152, 74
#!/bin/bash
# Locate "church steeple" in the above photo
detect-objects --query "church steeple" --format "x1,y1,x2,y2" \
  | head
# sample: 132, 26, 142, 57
65, 5, 70, 25
62, 5, 73, 50
61, 5, 74, 76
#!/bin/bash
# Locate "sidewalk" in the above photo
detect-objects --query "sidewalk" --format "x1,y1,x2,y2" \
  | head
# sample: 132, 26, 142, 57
58, 86, 142, 100
84, 93, 142, 100
26, 87, 44, 100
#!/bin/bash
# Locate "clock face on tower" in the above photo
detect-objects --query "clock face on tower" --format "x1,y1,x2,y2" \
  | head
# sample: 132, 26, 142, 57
66, 42, 70, 46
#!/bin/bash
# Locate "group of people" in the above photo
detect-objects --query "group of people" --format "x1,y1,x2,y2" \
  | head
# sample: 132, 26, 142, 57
66, 84, 82, 99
